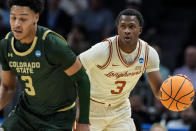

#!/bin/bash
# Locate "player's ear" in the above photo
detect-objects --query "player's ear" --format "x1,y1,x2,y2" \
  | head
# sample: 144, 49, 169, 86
138, 27, 142, 35
34, 13, 39, 24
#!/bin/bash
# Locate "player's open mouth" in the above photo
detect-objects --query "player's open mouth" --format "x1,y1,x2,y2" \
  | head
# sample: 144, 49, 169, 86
13, 30, 22, 35
124, 36, 131, 41
14, 30, 22, 33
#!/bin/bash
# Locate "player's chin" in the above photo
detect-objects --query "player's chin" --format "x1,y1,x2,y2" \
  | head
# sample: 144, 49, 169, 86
123, 39, 132, 44
14, 37, 22, 41
13, 34, 23, 40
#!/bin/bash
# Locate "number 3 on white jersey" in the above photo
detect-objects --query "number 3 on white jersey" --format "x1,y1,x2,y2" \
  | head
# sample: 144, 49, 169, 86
21, 76, 36, 96
111, 81, 126, 94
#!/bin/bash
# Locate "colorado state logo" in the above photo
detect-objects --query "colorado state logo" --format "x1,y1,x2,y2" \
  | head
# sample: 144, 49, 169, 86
35, 50, 41, 57
139, 58, 144, 63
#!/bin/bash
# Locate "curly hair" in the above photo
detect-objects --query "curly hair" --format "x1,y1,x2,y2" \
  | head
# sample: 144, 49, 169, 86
116, 8, 144, 27
8, 0, 45, 14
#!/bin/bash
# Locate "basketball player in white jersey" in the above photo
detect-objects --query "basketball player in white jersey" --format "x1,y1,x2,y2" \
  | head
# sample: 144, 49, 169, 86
79, 9, 163, 131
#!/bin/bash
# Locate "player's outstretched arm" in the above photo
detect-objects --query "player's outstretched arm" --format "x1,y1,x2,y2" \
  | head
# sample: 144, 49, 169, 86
0, 70, 16, 110
147, 71, 162, 99
65, 57, 90, 131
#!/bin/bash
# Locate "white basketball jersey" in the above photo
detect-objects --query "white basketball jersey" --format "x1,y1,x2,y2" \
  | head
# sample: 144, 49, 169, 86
80, 35, 159, 104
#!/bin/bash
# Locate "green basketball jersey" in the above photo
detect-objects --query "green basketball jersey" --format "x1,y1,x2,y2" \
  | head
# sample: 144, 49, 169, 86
0, 26, 77, 115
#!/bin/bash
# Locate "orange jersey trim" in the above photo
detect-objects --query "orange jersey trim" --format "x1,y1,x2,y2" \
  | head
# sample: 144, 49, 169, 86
142, 43, 149, 73
116, 36, 142, 67
96, 39, 113, 69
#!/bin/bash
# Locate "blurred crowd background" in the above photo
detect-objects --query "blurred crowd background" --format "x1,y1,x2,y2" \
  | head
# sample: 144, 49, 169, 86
0, 0, 196, 130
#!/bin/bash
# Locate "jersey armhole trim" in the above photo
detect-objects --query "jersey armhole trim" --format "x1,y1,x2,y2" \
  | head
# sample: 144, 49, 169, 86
96, 38, 113, 69
42, 30, 52, 40
5, 32, 11, 39
42, 30, 67, 44
142, 42, 149, 73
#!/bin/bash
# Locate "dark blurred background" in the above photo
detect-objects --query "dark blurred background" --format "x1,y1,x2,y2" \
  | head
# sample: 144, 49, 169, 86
0, 0, 196, 130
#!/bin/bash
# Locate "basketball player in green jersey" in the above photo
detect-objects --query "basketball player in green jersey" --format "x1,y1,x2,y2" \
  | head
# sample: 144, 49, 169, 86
0, 0, 90, 130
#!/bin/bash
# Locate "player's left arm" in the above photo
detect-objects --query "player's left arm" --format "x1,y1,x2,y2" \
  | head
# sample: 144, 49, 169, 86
146, 46, 163, 99
45, 34, 90, 126
64, 57, 90, 124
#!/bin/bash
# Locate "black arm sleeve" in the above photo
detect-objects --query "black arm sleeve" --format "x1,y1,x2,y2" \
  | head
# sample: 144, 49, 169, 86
70, 67, 90, 124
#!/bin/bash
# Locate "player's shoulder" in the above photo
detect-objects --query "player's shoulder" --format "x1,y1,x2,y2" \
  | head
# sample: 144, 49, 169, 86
3, 31, 14, 40
80, 36, 113, 61
148, 45, 158, 53
139, 39, 159, 58
39, 27, 67, 46
138, 39, 146, 45
0, 32, 13, 45
140, 40, 158, 55
44, 32, 59, 42
37, 26, 57, 40
139, 39, 151, 48
88, 39, 111, 54
91, 36, 116, 50
92, 41, 109, 50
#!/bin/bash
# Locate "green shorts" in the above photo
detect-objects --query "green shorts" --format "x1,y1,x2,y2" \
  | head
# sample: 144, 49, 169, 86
1, 103, 76, 131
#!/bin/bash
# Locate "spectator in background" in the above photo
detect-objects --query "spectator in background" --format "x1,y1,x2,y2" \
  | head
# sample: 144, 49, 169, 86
73, 0, 114, 43
150, 123, 167, 131
167, 105, 195, 129
103, 0, 126, 19
0, 0, 10, 29
126, 0, 142, 11
39, 0, 72, 38
148, 98, 175, 125
67, 25, 90, 55
59, 0, 88, 16
0, 10, 9, 39
173, 45, 196, 90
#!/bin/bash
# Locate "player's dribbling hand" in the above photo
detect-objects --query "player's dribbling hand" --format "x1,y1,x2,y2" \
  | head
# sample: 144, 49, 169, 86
76, 123, 90, 131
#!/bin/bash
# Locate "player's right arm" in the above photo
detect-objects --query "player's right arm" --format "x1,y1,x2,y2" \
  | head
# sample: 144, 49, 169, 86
147, 71, 162, 99
146, 46, 163, 99
0, 39, 16, 110
0, 70, 16, 110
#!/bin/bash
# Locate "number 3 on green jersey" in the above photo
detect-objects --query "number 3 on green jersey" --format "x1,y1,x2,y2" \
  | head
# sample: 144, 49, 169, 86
21, 76, 36, 96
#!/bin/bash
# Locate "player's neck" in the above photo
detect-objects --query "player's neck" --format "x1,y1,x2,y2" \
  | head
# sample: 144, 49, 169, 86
118, 39, 138, 54
20, 25, 37, 44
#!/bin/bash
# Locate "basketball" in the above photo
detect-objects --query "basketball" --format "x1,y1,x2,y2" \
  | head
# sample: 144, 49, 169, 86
160, 74, 195, 111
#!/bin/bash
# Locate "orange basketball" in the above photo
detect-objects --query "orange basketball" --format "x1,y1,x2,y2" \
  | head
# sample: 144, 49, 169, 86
160, 74, 195, 111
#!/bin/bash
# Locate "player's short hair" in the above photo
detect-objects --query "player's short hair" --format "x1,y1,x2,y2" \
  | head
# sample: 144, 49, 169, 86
116, 8, 144, 27
8, 0, 45, 14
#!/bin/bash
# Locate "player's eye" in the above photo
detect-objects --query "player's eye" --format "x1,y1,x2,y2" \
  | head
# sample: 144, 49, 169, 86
129, 25, 136, 29
20, 18, 27, 22
11, 16, 16, 21
120, 25, 126, 29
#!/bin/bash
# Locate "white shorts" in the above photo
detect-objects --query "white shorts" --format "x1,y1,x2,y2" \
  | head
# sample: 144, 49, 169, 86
89, 99, 136, 131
